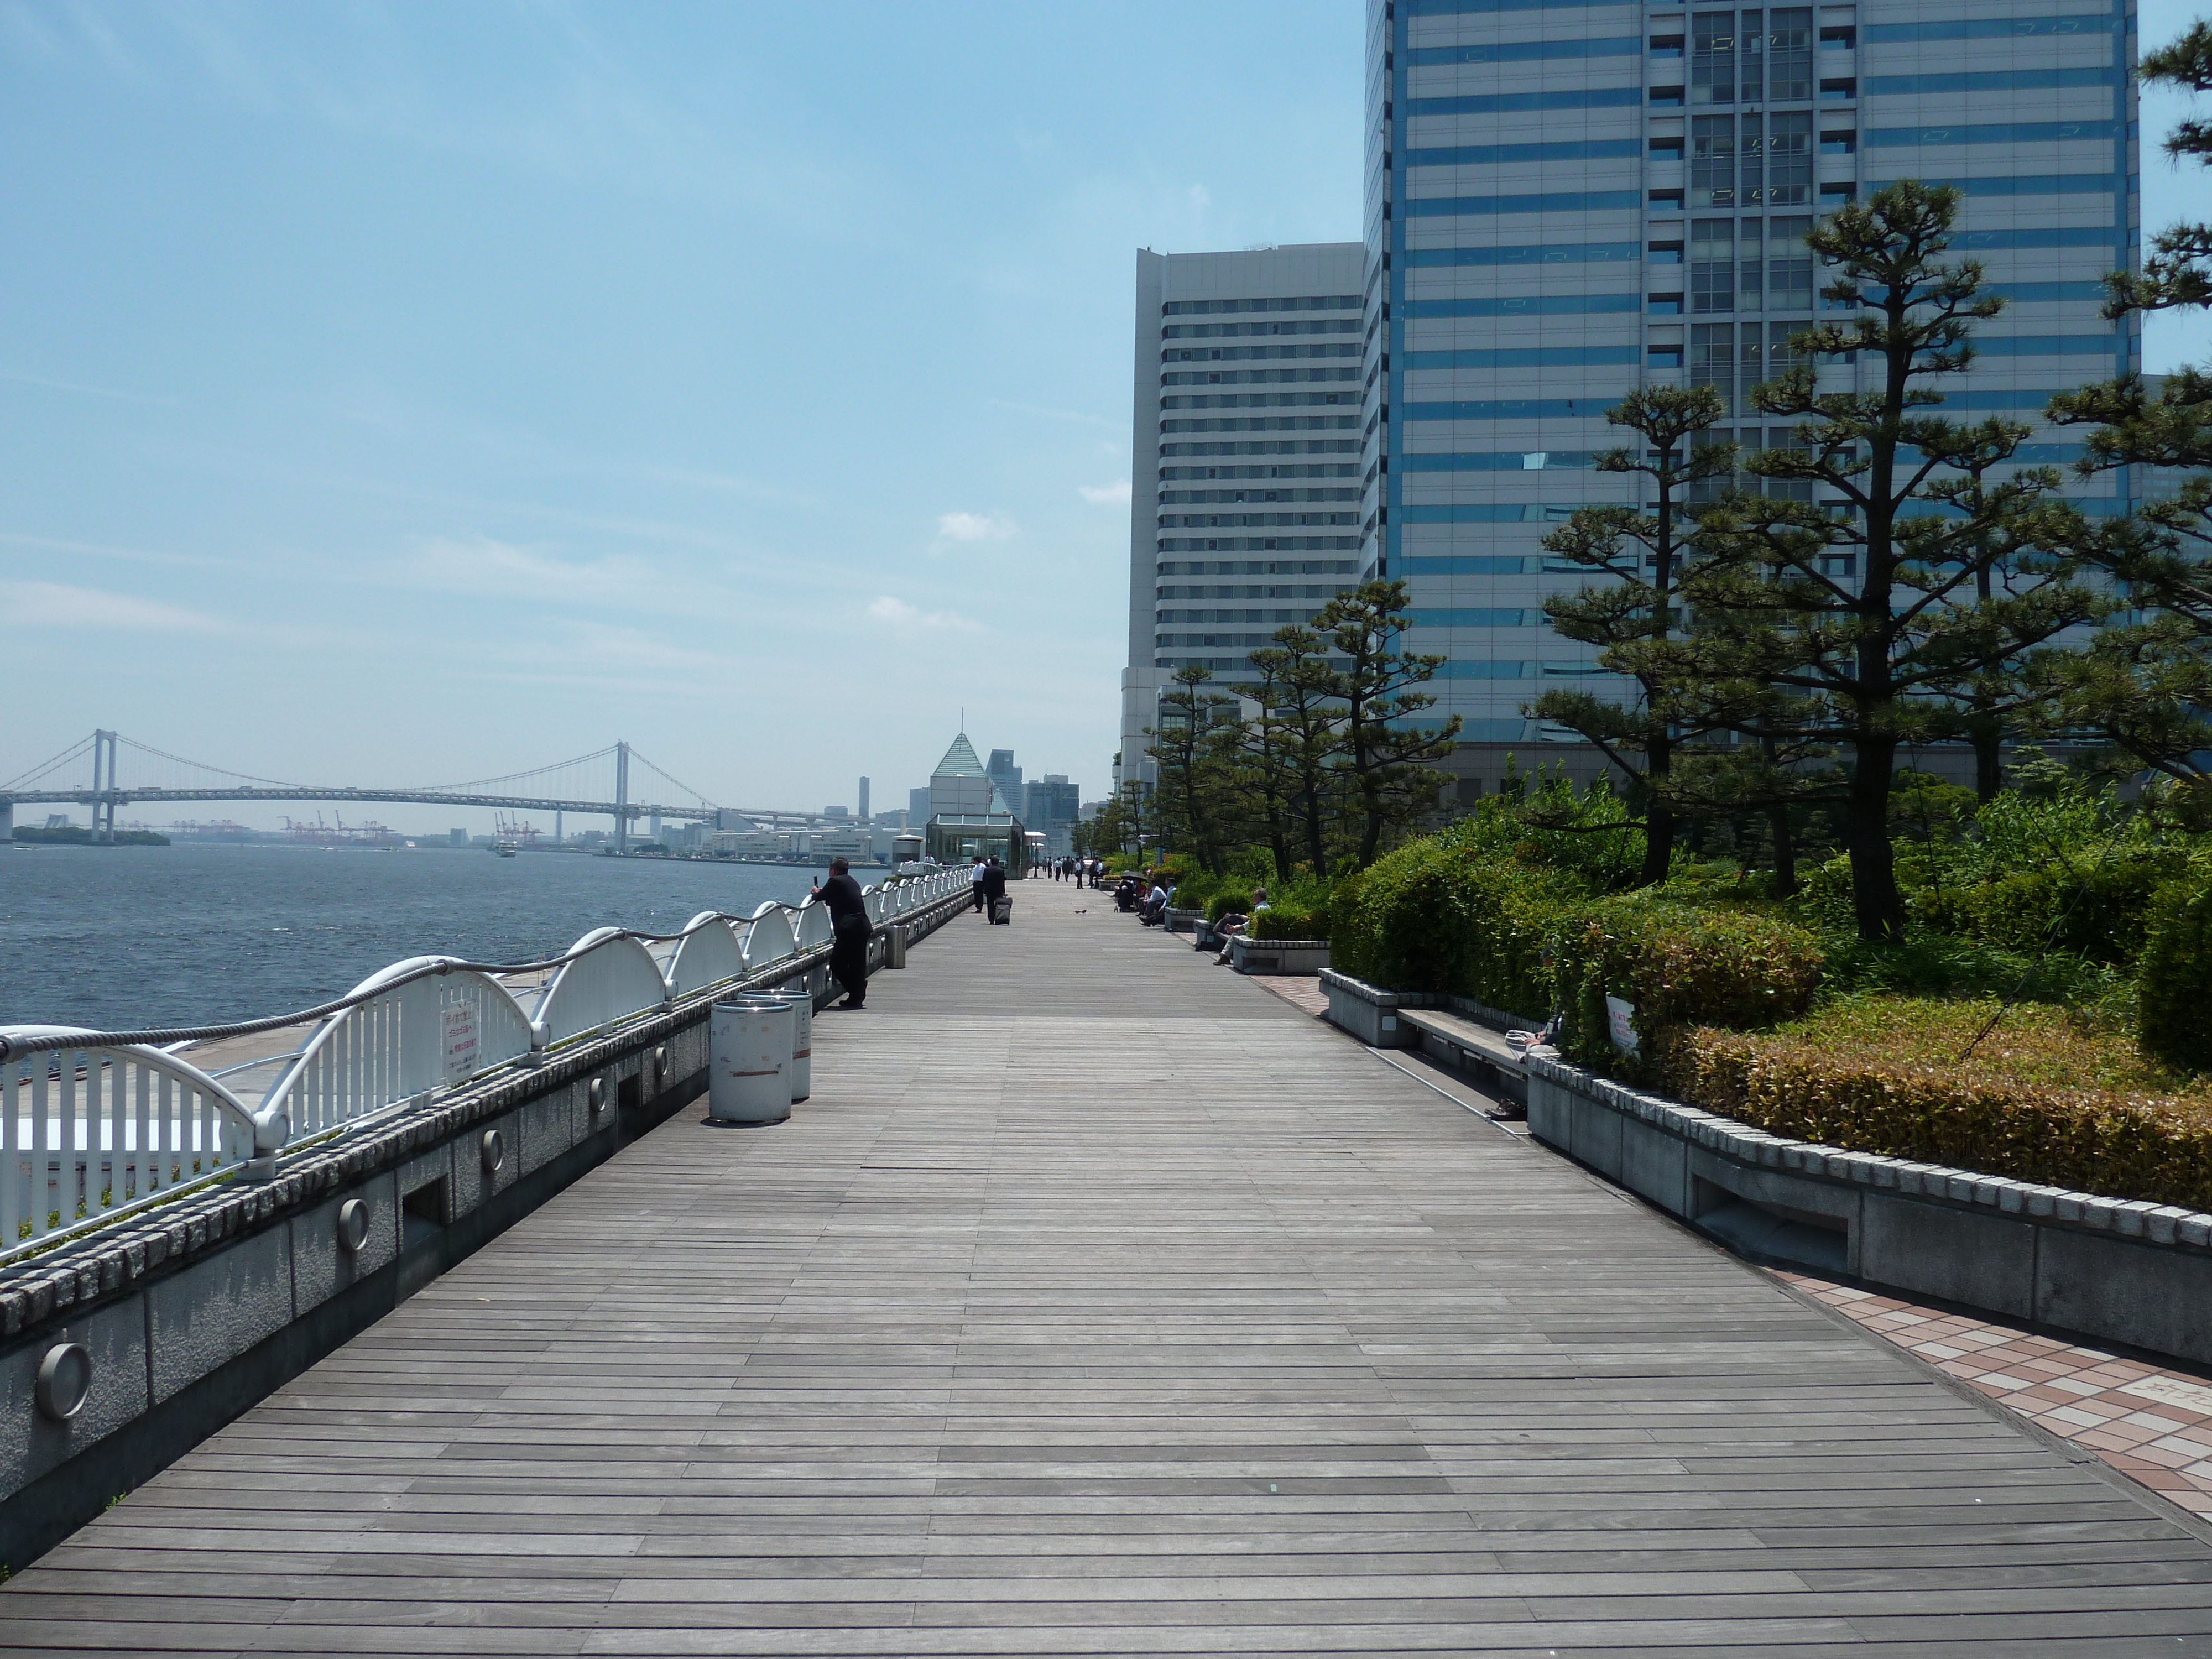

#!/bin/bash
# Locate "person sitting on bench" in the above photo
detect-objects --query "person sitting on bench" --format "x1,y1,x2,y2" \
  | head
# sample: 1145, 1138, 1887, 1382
1211, 889, 1269, 963
1140, 872, 1172, 926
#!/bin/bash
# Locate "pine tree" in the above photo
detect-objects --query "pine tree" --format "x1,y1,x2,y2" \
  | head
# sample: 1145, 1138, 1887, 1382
1234, 625, 1345, 879
2042, 17, 2212, 789
1145, 665, 1240, 875
1311, 580, 1463, 867
1686, 182, 2103, 940
1532, 383, 1734, 885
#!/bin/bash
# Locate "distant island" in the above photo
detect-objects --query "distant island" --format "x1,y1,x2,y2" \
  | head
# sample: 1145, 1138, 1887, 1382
12, 826, 170, 847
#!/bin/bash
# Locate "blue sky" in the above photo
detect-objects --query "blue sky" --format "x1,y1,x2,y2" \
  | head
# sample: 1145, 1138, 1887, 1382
0, 1, 1361, 825
2, 2, 2206, 829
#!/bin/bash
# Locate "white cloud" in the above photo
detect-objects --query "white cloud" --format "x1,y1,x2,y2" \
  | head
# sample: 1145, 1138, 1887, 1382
0, 581, 225, 633
1077, 480, 1131, 506
403, 534, 654, 601
935, 510, 1017, 543
867, 595, 983, 633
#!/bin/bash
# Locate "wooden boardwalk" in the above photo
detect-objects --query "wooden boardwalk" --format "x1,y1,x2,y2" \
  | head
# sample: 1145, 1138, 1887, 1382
8, 890, 2212, 1655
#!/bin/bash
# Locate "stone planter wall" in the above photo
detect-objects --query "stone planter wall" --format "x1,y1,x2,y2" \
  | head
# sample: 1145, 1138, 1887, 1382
1230, 937, 1332, 975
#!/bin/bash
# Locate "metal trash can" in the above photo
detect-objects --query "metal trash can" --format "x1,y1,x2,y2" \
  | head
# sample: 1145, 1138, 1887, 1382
784, 992, 812, 1103
708, 999, 792, 1125
884, 923, 907, 970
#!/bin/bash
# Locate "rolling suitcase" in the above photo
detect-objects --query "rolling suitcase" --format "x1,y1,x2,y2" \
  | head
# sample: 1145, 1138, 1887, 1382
992, 895, 1013, 924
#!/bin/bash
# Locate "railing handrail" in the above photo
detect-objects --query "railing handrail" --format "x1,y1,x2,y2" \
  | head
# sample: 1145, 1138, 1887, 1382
0, 869, 963, 1256
0, 895, 861, 1062
0, 1025, 260, 1134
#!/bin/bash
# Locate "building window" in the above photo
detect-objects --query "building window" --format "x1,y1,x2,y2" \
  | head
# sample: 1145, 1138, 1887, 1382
1768, 216, 1813, 307
1692, 115, 1735, 207
1692, 10, 1736, 103
1692, 323, 1735, 414
1692, 218, 1734, 312
1648, 345, 1685, 367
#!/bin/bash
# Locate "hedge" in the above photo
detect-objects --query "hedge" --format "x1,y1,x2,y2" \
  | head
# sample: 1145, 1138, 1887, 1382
2140, 871, 2212, 1073
1655, 1024, 2212, 1213
1551, 898, 1825, 1071
1330, 841, 1579, 1016
1331, 834, 1823, 1052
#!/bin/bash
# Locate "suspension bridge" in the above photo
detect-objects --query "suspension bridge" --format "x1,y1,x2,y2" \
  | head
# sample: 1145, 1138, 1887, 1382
1, 730, 853, 851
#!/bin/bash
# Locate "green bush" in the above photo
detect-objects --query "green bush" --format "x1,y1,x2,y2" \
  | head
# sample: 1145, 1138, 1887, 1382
1657, 1019, 2212, 1212
1204, 886, 1252, 923
1254, 901, 1327, 941
1552, 896, 1825, 1071
1910, 853, 2186, 964
1331, 836, 1578, 1014
2140, 872, 2212, 1072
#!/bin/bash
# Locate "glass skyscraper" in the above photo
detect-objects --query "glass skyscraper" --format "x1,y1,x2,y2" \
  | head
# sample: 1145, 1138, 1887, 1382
1360, 0, 2138, 793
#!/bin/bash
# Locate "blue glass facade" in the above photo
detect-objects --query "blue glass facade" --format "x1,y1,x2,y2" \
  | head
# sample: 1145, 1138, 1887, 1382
1362, 0, 2140, 758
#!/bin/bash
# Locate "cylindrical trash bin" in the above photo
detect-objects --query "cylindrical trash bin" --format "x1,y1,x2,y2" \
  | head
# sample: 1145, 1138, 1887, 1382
707, 999, 792, 1125
884, 923, 907, 970
785, 992, 812, 1103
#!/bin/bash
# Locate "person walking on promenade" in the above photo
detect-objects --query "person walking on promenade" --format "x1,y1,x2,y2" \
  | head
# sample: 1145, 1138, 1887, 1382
969, 855, 988, 914
980, 855, 1009, 923
810, 857, 871, 1010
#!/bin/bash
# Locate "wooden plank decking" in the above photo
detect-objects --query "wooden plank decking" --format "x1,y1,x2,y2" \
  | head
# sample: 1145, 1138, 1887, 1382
7, 890, 2212, 1655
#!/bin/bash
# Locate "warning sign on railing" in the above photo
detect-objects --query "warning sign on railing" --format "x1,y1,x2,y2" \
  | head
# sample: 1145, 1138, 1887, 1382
442, 1001, 481, 1082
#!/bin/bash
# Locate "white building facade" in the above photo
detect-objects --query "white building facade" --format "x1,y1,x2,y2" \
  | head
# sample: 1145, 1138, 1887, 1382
1117, 243, 1369, 790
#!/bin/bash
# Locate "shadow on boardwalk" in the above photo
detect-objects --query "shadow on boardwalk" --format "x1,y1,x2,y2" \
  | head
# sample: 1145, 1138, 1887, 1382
7, 890, 2212, 1655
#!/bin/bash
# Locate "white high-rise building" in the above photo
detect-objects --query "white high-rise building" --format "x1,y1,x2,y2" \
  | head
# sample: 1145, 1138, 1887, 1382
1117, 244, 1368, 790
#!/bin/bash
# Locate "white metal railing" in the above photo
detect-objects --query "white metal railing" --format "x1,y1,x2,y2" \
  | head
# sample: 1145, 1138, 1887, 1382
3, 1032, 258, 1254
0, 867, 969, 1262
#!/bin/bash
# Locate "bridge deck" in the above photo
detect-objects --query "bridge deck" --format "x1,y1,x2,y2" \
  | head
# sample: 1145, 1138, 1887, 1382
8, 891, 2212, 1655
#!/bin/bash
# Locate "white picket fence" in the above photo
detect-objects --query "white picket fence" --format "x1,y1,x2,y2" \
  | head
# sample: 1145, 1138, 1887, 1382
1, 868, 969, 1262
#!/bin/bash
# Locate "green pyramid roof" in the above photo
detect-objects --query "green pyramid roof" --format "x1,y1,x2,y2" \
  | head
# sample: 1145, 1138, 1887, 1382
933, 733, 985, 777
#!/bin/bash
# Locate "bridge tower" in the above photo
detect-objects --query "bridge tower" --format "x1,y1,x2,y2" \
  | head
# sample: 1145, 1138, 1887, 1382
615, 740, 630, 857
93, 729, 117, 844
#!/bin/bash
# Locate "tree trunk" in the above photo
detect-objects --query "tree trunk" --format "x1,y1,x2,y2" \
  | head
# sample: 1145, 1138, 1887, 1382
1636, 733, 1674, 887
1299, 776, 1329, 879
1768, 803, 1798, 896
1262, 796, 1292, 884
1759, 732, 1797, 897
1971, 717, 2003, 803
1846, 738, 1906, 940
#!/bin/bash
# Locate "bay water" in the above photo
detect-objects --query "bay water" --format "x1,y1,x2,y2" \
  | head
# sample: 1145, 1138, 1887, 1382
0, 843, 832, 1032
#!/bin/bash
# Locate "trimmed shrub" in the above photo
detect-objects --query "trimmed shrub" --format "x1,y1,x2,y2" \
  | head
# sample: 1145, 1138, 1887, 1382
1254, 902, 1328, 941
1331, 837, 1578, 1014
1204, 887, 1253, 924
1552, 898, 1825, 1071
1655, 1019, 2212, 1212
2141, 873, 2212, 1073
